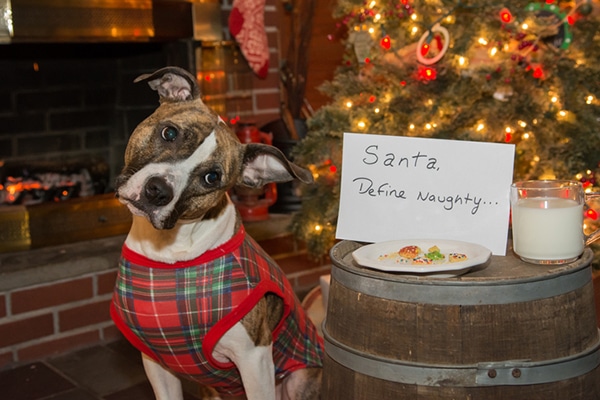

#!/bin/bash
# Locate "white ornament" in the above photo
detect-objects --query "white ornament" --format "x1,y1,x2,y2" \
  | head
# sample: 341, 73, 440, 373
416, 23, 450, 65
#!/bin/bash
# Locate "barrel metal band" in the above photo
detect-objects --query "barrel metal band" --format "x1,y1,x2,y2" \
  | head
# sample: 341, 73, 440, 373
324, 327, 600, 386
331, 263, 591, 305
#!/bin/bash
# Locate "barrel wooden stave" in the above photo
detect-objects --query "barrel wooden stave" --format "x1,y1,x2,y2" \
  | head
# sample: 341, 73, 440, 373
326, 277, 599, 365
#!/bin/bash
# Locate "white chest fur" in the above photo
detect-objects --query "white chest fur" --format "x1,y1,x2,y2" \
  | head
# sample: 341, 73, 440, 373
124, 198, 239, 263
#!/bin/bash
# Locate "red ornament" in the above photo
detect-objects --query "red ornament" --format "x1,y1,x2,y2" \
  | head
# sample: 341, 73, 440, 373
505, 133, 513, 143
434, 35, 443, 51
532, 66, 544, 79
380, 35, 392, 50
500, 8, 512, 23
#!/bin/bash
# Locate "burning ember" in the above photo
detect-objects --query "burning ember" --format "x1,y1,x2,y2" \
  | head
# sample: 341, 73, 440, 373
0, 169, 95, 205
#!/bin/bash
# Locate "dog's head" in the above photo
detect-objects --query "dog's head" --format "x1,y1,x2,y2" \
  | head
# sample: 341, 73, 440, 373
115, 66, 313, 230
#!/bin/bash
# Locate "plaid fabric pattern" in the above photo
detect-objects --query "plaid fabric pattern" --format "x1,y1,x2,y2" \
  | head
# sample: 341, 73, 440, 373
111, 228, 323, 397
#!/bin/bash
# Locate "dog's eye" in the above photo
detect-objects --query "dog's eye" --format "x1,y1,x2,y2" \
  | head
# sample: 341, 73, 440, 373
160, 126, 178, 142
203, 171, 221, 186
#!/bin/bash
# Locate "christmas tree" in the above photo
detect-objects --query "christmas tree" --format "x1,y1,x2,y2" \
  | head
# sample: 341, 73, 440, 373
290, 0, 600, 258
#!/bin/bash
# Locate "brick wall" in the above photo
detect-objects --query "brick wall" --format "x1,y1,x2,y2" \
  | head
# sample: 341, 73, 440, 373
0, 0, 285, 190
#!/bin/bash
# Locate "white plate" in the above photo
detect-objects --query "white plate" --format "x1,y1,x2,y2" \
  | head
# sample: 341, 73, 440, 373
352, 239, 491, 277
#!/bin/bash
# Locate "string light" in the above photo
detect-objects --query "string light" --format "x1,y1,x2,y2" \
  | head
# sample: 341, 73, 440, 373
380, 35, 391, 50
499, 8, 512, 23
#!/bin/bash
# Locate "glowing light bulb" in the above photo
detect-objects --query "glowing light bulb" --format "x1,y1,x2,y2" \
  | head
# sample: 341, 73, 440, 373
374, 13, 381, 22
409, 124, 415, 130
551, 96, 558, 103
476, 123, 485, 131
368, 27, 375, 34
522, 132, 530, 140
411, 26, 419, 35
411, 13, 417, 21
522, 23, 529, 30
369, 0, 376, 7
357, 121, 366, 129
478, 37, 488, 46
505, 126, 512, 133
345, 101, 353, 108
586, 95, 594, 104
490, 47, 498, 56
314, 224, 322, 232
458, 57, 466, 66
374, 108, 380, 113
425, 123, 432, 130
518, 120, 527, 128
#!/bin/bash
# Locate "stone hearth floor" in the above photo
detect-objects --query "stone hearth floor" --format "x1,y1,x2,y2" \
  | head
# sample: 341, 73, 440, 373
0, 338, 209, 400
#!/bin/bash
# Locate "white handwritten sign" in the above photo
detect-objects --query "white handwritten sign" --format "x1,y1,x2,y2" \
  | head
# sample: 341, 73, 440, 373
336, 133, 515, 255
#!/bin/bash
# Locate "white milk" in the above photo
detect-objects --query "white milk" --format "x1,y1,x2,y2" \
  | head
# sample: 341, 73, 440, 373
512, 198, 584, 261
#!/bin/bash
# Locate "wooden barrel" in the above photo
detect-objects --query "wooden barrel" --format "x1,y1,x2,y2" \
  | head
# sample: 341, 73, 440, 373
322, 241, 600, 399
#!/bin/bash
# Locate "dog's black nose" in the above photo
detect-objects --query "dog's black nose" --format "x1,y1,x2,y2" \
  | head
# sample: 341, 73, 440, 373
144, 176, 174, 206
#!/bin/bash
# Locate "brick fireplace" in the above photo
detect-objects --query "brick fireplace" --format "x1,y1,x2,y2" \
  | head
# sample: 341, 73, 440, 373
0, 0, 330, 370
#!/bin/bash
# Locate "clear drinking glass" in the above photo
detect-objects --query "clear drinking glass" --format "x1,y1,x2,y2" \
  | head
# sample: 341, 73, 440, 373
510, 180, 600, 265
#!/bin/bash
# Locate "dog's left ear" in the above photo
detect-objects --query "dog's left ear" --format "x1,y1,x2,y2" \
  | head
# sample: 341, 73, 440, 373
239, 144, 314, 188
134, 66, 201, 102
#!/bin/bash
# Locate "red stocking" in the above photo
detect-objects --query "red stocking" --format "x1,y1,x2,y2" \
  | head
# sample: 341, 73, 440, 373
229, 0, 270, 78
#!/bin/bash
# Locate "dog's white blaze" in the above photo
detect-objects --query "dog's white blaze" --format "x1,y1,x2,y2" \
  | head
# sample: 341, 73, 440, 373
120, 130, 218, 226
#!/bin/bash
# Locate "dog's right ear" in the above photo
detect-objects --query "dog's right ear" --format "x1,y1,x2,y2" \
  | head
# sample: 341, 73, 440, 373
134, 66, 201, 102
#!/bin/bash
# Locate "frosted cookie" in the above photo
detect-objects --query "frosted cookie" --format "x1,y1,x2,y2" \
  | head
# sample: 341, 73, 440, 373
398, 245, 421, 259
412, 256, 433, 265
448, 253, 468, 263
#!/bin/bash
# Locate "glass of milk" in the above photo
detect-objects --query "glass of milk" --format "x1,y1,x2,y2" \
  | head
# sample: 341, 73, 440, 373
510, 180, 600, 264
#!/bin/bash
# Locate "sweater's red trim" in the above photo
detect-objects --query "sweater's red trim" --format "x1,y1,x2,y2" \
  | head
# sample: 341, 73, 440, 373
121, 227, 246, 269
202, 281, 291, 370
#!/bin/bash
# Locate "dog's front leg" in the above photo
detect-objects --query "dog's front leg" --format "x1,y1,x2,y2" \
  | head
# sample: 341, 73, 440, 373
215, 322, 277, 400
142, 353, 184, 400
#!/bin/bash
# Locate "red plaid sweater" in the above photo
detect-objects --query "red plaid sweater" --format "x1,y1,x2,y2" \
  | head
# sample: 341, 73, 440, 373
110, 227, 323, 397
